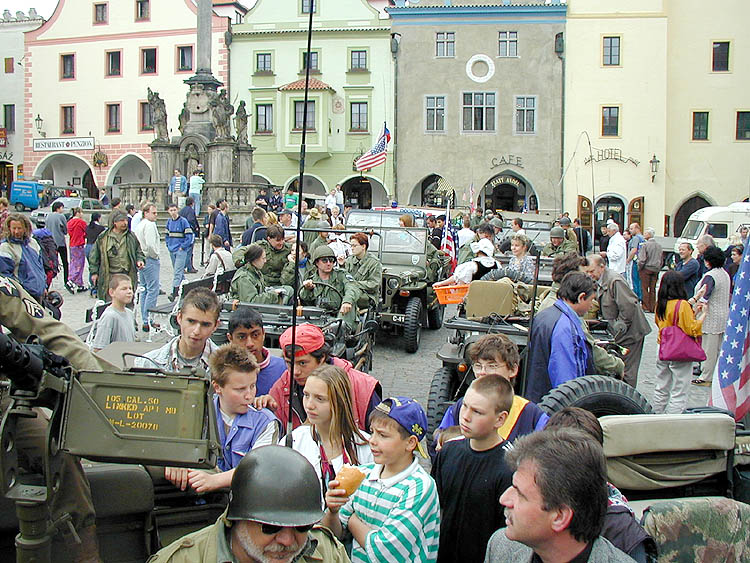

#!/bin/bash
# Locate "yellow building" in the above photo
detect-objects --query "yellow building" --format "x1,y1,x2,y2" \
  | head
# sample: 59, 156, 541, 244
563, 0, 750, 239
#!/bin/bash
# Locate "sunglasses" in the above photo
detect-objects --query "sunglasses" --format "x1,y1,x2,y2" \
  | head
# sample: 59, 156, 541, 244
318, 257, 336, 264
260, 523, 315, 535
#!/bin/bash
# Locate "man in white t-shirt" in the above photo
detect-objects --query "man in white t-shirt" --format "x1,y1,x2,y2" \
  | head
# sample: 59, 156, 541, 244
133, 202, 161, 331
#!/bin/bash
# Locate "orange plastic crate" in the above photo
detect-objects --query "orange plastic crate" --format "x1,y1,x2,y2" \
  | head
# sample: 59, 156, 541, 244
435, 284, 470, 305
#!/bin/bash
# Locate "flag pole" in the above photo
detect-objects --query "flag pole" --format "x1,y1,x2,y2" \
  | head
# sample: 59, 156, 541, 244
285, 1, 315, 447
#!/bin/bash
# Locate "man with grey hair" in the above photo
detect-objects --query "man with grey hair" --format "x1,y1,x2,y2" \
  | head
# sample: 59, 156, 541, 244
637, 227, 663, 313
585, 254, 651, 387
696, 234, 715, 277
603, 223, 627, 275
485, 429, 634, 562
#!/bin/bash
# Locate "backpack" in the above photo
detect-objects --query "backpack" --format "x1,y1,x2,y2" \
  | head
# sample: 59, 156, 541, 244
33, 231, 59, 279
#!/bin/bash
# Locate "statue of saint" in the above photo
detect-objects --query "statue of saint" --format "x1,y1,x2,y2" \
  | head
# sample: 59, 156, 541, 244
147, 87, 168, 141
235, 100, 248, 145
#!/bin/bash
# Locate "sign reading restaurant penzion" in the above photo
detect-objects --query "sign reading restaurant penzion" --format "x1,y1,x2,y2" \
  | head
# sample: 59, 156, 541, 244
33, 137, 96, 152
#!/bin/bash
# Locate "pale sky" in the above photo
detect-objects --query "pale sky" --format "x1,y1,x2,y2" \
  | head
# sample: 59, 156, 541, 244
2, 0, 59, 19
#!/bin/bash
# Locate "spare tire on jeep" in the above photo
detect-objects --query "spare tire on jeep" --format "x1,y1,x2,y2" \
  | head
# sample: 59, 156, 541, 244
539, 375, 653, 417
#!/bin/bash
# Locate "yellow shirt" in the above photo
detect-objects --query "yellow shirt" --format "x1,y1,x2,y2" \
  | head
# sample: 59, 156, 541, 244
655, 299, 703, 343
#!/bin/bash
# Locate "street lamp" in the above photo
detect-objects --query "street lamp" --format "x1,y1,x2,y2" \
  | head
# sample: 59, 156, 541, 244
649, 154, 660, 183
34, 114, 46, 138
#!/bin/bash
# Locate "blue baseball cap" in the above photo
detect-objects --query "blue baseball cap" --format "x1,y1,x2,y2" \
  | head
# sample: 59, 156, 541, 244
374, 397, 428, 458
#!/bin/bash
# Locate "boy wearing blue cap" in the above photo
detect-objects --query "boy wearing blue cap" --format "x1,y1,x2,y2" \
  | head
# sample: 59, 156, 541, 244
323, 397, 441, 562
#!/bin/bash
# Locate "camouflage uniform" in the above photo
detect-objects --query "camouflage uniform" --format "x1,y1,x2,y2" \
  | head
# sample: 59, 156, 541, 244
0, 275, 114, 558
538, 285, 624, 378
257, 239, 291, 286
299, 268, 361, 331
344, 251, 382, 308
147, 510, 349, 562
540, 238, 577, 257
230, 264, 290, 305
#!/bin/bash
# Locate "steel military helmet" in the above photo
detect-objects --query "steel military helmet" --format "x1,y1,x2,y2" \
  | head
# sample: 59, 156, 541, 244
311, 245, 335, 264
550, 226, 566, 238
226, 445, 323, 525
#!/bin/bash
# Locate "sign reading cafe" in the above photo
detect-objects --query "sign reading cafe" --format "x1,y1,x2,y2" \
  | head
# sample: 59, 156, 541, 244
33, 137, 95, 152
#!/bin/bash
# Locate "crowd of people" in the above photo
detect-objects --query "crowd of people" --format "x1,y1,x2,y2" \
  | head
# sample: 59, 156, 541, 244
0, 181, 743, 562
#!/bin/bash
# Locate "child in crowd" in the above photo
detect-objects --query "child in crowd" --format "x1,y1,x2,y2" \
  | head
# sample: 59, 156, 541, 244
431, 377, 514, 563
287, 364, 373, 498
91, 274, 136, 352
433, 333, 548, 450
226, 306, 286, 396
164, 344, 279, 493
435, 425, 461, 451
323, 397, 440, 562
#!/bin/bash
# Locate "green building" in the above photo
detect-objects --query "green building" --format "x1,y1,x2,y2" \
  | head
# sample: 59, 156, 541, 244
231, 0, 394, 208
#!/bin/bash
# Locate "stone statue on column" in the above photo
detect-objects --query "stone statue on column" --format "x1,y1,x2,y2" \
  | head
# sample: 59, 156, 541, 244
235, 100, 248, 145
178, 102, 190, 136
148, 87, 169, 141
211, 89, 234, 140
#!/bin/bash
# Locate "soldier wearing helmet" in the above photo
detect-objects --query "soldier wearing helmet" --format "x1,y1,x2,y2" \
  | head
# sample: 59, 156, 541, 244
541, 226, 577, 258
148, 446, 349, 562
300, 246, 361, 332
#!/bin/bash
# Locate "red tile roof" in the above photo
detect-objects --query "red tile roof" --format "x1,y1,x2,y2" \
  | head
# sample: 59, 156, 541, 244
279, 78, 334, 92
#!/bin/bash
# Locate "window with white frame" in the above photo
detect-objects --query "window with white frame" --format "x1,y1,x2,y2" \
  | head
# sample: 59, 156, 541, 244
462, 92, 495, 132
350, 50, 367, 71
498, 31, 518, 57
256, 104, 273, 133
515, 96, 536, 134
106, 103, 120, 132
302, 0, 316, 14
140, 102, 153, 131
106, 51, 121, 76
294, 101, 315, 130
177, 46, 193, 71
94, 3, 107, 23
61, 54, 75, 79
436, 32, 455, 57
603, 36, 620, 66
737, 112, 750, 141
62, 106, 75, 134
256, 53, 272, 73
426, 96, 445, 132
712, 41, 730, 72
135, 0, 149, 20
692, 111, 709, 141
602, 106, 619, 136
141, 48, 156, 74
350, 102, 368, 132
302, 51, 319, 71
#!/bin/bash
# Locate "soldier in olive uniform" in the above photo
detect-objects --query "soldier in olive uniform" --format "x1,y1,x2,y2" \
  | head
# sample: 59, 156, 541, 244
0, 274, 119, 561
301, 208, 329, 247
230, 244, 292, 305
280, 240, 311, 287
148, 446, 349, 563
300, 246, 361, 332
256, 224, 291, 286
541, 226, 578, 258
344, 232, 382, 308
308, 230, 329, 257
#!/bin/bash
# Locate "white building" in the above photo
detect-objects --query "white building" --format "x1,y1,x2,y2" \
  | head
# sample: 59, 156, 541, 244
563, 0, 750, 240
0, 8, 44, 190
23, 0, 230, 198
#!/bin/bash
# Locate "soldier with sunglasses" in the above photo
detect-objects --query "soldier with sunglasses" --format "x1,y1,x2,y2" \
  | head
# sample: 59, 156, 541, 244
299, 246, 361, 333
148, 445, 349, 562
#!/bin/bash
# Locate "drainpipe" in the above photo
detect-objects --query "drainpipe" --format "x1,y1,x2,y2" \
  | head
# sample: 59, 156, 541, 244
555, 31, 565, 216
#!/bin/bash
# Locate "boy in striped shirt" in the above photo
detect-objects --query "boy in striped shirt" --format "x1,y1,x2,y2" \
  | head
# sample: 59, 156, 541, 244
324, 397, 440, 562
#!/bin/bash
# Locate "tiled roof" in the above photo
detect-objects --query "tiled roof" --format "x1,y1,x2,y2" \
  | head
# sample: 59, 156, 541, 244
279, 78, 335, 91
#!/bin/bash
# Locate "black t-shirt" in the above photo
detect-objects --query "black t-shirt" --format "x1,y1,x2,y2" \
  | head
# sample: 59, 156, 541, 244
432, 437, 514, 563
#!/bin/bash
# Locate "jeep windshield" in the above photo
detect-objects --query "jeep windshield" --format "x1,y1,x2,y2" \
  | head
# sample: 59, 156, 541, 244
380, 228, 427, 254
680, 220, 704, 240
346, 210, 426, 228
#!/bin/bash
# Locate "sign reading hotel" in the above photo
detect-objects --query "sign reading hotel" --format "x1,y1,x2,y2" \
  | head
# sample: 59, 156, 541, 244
33, 137, 95, 152
584, 148, 639, 167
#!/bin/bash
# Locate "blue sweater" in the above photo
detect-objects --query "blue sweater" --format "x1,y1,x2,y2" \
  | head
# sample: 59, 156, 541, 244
165, 216, 194, 252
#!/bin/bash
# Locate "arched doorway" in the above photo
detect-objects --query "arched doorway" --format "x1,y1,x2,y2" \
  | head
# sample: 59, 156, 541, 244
34, 153, 97, 197
594, 195, 626, 238
482, 172, 536, 212
341, 176, 388, 209
0, 161, 13, 196
673, 195, 711, 237
107, 154, 152, 198
286, 174, 327, 199
418, 175, 454, 208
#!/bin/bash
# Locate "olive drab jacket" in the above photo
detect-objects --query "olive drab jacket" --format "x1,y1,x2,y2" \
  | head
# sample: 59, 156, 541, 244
229, 264, 282, 305
257, 239, 291, 286
280, 257, 312, 287
301, 218, 329, 247
88, 227, 145, 300
147, 510, 350, 563
299, 268, 361, 330
540, 238, 577, 258
426, 244, 450, 283
0, 274, 115, 373
344, 252, 382, 305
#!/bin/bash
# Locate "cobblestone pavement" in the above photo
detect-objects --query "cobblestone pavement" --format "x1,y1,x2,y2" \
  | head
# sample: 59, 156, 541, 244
56, 249, 711, 412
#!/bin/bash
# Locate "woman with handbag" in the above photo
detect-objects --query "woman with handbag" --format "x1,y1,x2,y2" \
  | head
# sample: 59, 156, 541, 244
654, 271, 707, 413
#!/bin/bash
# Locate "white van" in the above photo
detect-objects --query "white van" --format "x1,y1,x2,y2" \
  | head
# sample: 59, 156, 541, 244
675, 202, 750, 252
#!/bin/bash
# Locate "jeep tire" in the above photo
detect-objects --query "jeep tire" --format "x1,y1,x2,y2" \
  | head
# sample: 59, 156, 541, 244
427, 303, 445, 330
538, 375, 653, 417
403, 296, 422, 353
427, 366, 458, 434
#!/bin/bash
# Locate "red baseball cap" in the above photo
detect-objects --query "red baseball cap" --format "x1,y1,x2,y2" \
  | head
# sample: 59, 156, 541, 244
279, 324, 325, 357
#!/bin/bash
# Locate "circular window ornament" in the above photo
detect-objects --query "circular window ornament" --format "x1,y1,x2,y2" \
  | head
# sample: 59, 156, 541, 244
466, 54, 495, 83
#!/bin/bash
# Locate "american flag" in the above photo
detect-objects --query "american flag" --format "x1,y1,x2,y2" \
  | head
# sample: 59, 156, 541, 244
440, 200, 458, 272
710, 243, 750, 420
355, 123, 390, 171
